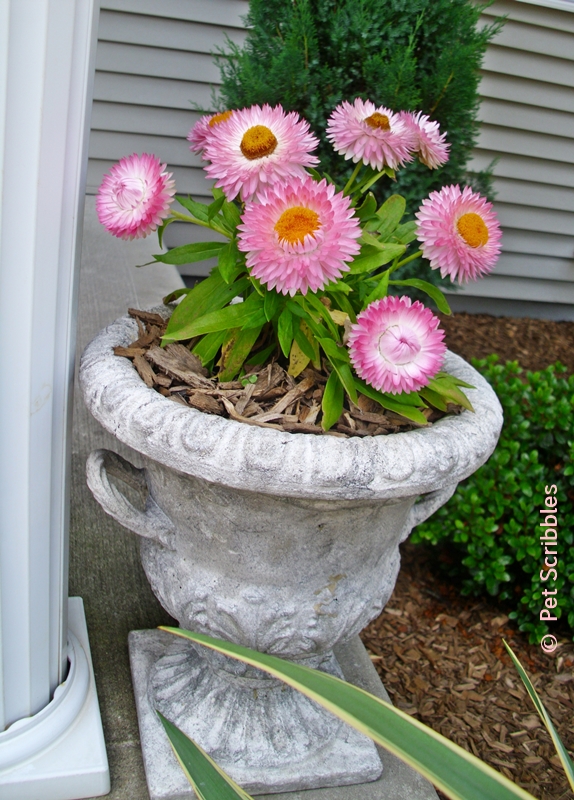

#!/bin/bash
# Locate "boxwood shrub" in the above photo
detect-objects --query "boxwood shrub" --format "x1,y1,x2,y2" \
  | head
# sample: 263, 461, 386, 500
412, 356, 574, 643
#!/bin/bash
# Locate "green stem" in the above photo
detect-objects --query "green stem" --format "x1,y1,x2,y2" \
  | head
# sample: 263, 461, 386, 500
392, 249, 422, 271
343, 162, 363, 196
357, 170, 386, 195
169, 209, 232, 239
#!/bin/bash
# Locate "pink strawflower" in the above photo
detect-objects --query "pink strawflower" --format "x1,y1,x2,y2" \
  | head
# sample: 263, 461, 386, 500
416, 185, 502, 283
398, 111, 450, 169
203, 104, 319, 202
326, 98, 415, 171
96, 153, 175, 240
237, 175, 361, 295
348, 296, 446, 395
187, 110, 234, 156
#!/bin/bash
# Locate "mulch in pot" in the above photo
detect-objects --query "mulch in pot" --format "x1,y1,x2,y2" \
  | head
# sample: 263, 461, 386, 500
115, 308, 459, 438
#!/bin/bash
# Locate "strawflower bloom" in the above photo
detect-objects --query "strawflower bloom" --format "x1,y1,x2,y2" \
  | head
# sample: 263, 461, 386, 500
96, 153, 175, 240
237, 175, 361, 295
187, 110, 234, 156
203, 104, 319, 202
326, 98, 415, 171
348, 296, 446, 395
416, 185, 502, 283
398, 111, 450, 169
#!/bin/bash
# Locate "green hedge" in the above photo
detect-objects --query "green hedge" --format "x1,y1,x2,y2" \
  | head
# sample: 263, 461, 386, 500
217, 0, 503, 214
412, 357, 574, 644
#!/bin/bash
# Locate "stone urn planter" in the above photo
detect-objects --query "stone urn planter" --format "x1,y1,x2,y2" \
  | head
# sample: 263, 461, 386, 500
80, 309, 503, 796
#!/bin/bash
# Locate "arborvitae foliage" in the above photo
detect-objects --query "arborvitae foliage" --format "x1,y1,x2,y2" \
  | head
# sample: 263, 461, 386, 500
217, 0, 503, 215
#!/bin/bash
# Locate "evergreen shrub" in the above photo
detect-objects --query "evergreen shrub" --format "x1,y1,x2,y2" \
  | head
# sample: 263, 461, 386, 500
411, 357, 574, 644
217, 0, 503, 215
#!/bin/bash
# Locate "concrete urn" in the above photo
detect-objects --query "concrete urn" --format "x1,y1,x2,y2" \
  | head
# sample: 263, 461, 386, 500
80, 309, 503, 796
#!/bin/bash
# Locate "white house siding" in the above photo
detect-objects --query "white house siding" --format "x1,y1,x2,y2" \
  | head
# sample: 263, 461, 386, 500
88, 0, 574, 319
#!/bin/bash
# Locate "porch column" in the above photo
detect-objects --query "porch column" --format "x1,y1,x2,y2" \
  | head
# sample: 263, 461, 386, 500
0, 1, 109, 797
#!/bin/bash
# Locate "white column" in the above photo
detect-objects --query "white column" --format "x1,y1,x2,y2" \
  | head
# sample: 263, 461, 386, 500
0, 1, 109, 797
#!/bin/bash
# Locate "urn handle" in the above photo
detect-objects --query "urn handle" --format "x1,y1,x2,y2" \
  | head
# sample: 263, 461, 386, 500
86, 449, 176, 550
402, 482, 458, 541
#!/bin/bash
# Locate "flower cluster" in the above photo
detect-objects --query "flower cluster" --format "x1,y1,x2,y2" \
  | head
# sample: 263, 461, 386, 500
96, 100, 501, 416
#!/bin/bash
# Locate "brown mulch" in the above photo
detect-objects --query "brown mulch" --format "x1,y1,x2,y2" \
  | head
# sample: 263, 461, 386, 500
361, 312, 574, 800
360, 544, 574, 800
116, 308, 456, 437
439, 312, 574, 376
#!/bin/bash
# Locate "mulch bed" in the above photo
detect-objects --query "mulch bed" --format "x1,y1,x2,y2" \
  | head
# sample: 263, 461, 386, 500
116, 307, 457, 438
360, 311, 574, 800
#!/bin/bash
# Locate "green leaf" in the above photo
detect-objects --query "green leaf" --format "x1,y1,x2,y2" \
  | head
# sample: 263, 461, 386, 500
375, 195, 406, 240
221, 200, 242, 231
163, 272, 249, 343
160, 629, 537, 800
170, 293, 264, 340
294, 321, 317, 361
263, 290, 282, 322
419, 387, 448, 412
192, 330, 227, 365
302, 293, 339, 338
389, 279, 451, 315
154, 242, 225, 266
218, 240, 241, 284
354, 378, 428, 424
350, 244, 406, 274
208, 195, 225, 221
435, 371, 474, 389
245, 343, 276, 367
321, 370, 344, 431
354, 192, 377, 221
392, 221, 418, 245
317, 337, 350, 364
277, 307, 294, 357
427, 377, 474, 412
219, 325, 263, 382
176, 195, 209, 222
157, 711, 253, 800
162, 288, 191, 305
503, 640, 574, 792
157, 217, 175, 250
363, 270, 390, 307
331, 360, 358, 405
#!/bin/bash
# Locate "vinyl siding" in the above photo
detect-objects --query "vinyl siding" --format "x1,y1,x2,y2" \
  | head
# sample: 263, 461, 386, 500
88, 0, 574, 317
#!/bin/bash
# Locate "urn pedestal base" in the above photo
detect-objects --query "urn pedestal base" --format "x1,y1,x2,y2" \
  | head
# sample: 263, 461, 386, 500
129, 630, 438, 800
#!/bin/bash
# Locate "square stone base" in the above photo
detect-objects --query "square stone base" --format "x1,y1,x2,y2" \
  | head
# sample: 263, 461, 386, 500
129, 631, 438, 800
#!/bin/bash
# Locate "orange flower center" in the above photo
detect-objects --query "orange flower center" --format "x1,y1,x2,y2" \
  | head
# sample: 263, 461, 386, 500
364, 112, 391, 131
274, 206, 321, 245
457, 213, 489, 248
208, 110, 233, 127
240, 125, 278, 160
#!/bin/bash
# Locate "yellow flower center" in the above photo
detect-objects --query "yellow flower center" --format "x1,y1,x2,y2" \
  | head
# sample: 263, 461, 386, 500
364, 112, 391, 131
456, 213, 489, 248
208, 110, 233, 127
274, 206, 321, 245
240, 125, 278, 160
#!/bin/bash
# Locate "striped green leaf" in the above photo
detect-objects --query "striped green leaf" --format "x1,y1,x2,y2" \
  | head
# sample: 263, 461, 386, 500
159, 628, 536, 800
503, 640, 574, 791
157, 712, 253, 800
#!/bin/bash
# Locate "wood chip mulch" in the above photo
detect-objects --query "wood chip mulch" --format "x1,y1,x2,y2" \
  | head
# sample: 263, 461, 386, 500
360, 544, 574, 800
115, 308, 456, 438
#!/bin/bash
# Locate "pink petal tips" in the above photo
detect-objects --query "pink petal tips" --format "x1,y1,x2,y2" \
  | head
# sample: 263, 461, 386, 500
187, 110, 234, 156
416, 185, 502, 283
326, 98, 415, 171
398, 111, 450, 169
203, 104, 319, 202
237, 175, 361, 295
348, 296, 446, 394
96, 153, 175, 240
